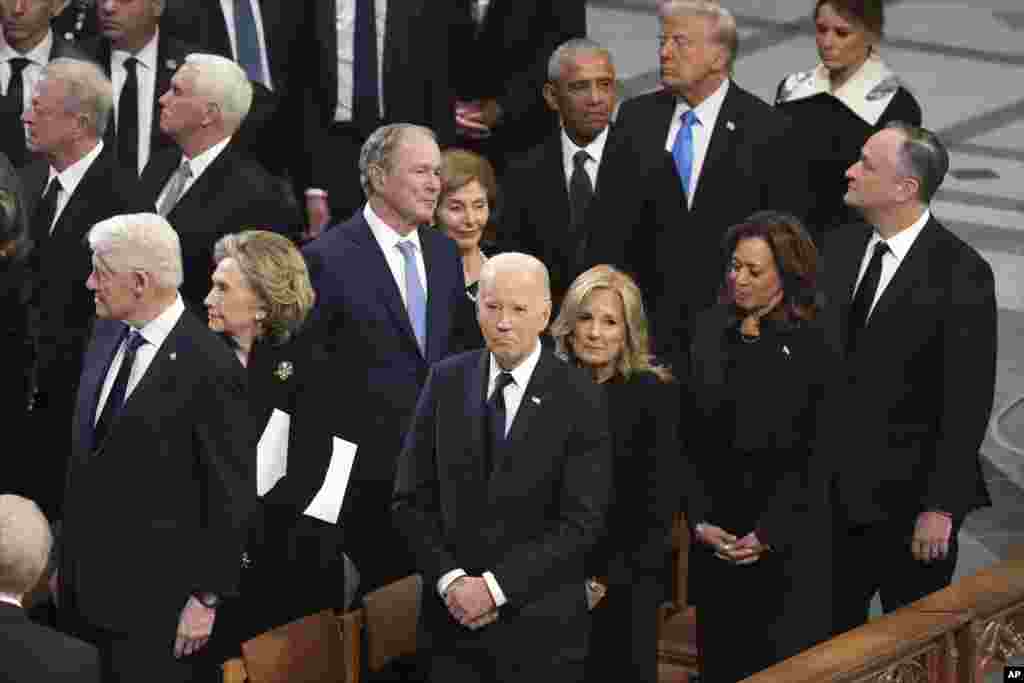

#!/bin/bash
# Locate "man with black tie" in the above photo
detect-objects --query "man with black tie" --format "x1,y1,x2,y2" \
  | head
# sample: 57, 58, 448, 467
823, 123, 997, 635
138, 53, 298, 307
302, 123, 472, 594
20, 58, 135, 519
82, 0, 196, 176
393, 252, 612, 682
0, 0, 88, 166
588, 0, 808, 373
58, 212, 254, 683
0, 494, 101, 683
499, 38, 618, 310
302, 0, 457, 237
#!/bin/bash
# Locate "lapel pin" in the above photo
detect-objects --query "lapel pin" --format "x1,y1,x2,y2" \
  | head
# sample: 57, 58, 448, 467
782, 345, 790, 356
530, 396, 541, 405
726, 120, 736, 131
169, 352, 177, 360
274, 361, 294, 381
166, 59, 178, 71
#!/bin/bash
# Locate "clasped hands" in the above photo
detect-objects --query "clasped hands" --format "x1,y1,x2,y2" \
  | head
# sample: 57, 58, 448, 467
912, 511, 952, 564
696, 523, 770, 566
445, 576, 499, 631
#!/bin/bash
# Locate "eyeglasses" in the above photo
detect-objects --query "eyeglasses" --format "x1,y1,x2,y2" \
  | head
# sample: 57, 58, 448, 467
657, 34, 695, 51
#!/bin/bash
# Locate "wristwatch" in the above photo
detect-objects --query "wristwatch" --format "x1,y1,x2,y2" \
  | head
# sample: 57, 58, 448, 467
192, 591, 221, 609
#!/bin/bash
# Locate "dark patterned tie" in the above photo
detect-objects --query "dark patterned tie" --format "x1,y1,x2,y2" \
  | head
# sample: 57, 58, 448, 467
846, 241, 889, 354
7, 57, 30, 164
117, 57, 140, 175
486, 371, 515, 477
92, 328, 147, 450
32, 177, 61, 245
352, 0, 380, 132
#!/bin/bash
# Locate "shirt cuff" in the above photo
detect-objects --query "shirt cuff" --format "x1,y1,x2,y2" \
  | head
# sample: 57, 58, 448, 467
482, 571, 507, 607
437, 568, 467, 598
305, 188, 328, 198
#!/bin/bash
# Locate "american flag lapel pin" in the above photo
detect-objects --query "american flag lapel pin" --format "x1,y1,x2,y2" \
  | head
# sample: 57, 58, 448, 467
726, 120, 736, 131
169, 352, 177, 360
782, 345, 790, 357
530, 396, 541, 405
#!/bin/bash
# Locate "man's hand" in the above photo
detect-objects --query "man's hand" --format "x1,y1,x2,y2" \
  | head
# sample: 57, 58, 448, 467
304, 193, 331, 242
173, 596, 217, 659
465, 608, 499, 631
444, 576, 496, 626
695, 522, 738, 558
724, 531, 770, 566
912, 511, 952, 563
455, 100, 492, 140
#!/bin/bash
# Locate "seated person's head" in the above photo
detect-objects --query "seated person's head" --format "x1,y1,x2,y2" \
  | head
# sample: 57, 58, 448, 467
160, 54, 253, 144
477, 253, 551, 370
0, 495, 52, 602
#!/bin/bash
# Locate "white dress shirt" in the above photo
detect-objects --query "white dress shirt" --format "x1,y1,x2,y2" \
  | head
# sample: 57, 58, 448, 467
218, 0, 273, 90
0, 593, 22, 607
0, 30, 53, 134
333, 0, 387, 122
111, 30, 159, 175
664, 78, 730, 207
95, 295, 185, 423
436, 340, 544, 607
560, 124, 609, 193
44, 141, 104, 234
364, 203, 428, 307
154, 136, 232, 211
853, 209, 931, 318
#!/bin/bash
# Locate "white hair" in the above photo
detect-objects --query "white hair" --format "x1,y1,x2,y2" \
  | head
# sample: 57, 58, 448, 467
478, 252, 551, 302
41, 58, 114, 138
659, 0, 738, 69
182, 53, 253, 132
359, 123, 437, 196
546, 38, 613, 82
87, 213, 184, 290
0, 495, 52, 597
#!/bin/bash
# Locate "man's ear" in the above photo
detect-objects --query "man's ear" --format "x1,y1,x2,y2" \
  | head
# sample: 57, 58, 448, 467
542, 83, 560, 115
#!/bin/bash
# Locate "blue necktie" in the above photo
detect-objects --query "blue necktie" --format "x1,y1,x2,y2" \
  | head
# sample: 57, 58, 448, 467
672, 109, 699, 198
233, 0, 267, 86
396, 241, 426, 355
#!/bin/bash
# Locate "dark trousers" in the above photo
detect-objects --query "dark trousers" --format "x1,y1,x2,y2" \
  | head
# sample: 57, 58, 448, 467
831, 515, 961, 637
584, 574, 661, 683
430, 649, 584, 683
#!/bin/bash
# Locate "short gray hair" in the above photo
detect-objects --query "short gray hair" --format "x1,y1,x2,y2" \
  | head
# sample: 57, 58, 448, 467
87, 213, 184, 290
478, 252, 551, 302
41, 58, 113, 138
182, 53, 253, 132
359, 123, 437, 196
0, 495, 52, 597
659, 0, 738, 70
546, 38, 613, 82
885, 122, 949, 204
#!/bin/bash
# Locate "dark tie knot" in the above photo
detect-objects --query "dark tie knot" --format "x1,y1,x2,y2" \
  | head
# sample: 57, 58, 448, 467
573, 150, 590, 170
396, 240, 417, 257
9, 57, 30, 76
873, 241, 890, 258
493, 371, 515, 397
124, 329, 147, 355
124, 57, 138, 73
45, 176, 63, 196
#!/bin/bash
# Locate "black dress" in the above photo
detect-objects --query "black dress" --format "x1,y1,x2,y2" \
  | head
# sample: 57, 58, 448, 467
776, 54, 922, 239
584, 371, 680, 683
685, 307, 833, 683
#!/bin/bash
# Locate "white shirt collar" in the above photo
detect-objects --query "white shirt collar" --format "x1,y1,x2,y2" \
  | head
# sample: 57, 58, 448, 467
0, 593, 22, 608
0, 28, 52, 64
560, 124, 609, 173
133, 294, 185, 348
363, 202, 424, 253
676, 78, 729, 129
49, 140, 104, 196
869, 208, 931, 264
777, 53, 900, 125
183, 136, 231, 180
489, 337, 543, 390
112, 28, 159, 69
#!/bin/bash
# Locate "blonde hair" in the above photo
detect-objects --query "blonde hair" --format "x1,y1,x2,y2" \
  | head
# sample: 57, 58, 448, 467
213, 230, 315, 344
551, 264, 673, 382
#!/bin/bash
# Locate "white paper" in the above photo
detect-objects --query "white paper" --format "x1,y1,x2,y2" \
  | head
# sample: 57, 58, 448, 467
303, 436, 358, 524
256, 409, 291, 497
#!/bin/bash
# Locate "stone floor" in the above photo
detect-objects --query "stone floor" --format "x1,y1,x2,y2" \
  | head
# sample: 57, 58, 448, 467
585, 1, 1024, 680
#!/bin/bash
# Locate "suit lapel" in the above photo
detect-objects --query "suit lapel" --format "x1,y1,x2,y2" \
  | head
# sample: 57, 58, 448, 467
321, 0, 339, 114
692, 86, 740, 210
862, 218, 937, 335
492, 348, 557, 480
465, 351, 489, 483
830, 225, 872, 357
76, 321, 125, 460
419, 228, 448, 363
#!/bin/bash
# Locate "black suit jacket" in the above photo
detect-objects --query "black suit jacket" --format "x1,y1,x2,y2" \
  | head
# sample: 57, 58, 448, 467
393, 348, 612, 664
301, 212, 473, 588
587, 83, 810, 371
81, 34, 196, 175
61, 309, 254, 634
821, 217, 996, 524
137, 145, 300, 307
0, 602, 101, 683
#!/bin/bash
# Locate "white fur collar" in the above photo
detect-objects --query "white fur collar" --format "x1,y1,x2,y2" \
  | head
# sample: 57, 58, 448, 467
777, 53, 901, 125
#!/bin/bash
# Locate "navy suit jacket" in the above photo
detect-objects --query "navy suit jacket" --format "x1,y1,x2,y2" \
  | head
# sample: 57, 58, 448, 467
0, 603, 101, 682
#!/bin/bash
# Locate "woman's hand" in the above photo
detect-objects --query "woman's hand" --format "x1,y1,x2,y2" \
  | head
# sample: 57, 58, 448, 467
722, 531, 771, 566
695, 522, 738, 557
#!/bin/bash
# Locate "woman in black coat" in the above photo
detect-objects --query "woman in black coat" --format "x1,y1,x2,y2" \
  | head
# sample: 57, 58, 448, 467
551, 264, 679, 683
776, 0, 922, 237
204, 230, 348, 643
686, 212, 834, 682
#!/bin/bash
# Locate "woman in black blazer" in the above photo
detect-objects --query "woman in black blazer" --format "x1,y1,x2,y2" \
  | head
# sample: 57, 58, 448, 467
776, 0, 921, 237
204, 230, 346, 643
687, 212, 834, 682
551, 264, 679, 683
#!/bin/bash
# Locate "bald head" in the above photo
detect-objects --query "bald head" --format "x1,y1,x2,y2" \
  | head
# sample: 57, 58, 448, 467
477, 253, 552, 370
0, 495, 52, 598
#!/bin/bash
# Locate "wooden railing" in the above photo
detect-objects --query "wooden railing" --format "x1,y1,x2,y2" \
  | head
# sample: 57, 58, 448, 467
743, 545, 1024, 683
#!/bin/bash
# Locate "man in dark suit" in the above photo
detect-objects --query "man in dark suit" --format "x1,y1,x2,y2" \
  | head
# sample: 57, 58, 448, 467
393, 252, 612, 682
301, 0, 457, 238
452, 0, 586, 174
587, 0, 808, 373
302, 123, 472, 594
81, 0, 196, 176
0, 494, 101, 683
20, 57, 136, 519
499, 38, 619, 309
0, 0, 89, 166
137, 53, 298, 308
57, 212, 254, 682
823, 123, 997, 635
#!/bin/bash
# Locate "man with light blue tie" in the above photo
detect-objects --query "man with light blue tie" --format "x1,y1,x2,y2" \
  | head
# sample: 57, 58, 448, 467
587, 0, 809, 373
302, 123, 474, 595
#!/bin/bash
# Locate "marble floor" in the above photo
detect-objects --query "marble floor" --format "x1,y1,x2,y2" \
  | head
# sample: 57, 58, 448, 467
585, 1, 1024, 679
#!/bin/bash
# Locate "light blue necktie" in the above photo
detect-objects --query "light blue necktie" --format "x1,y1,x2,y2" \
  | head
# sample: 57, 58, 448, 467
233, 0, 268, 87
396, 241, 426, 355
671, 109, 699, 198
